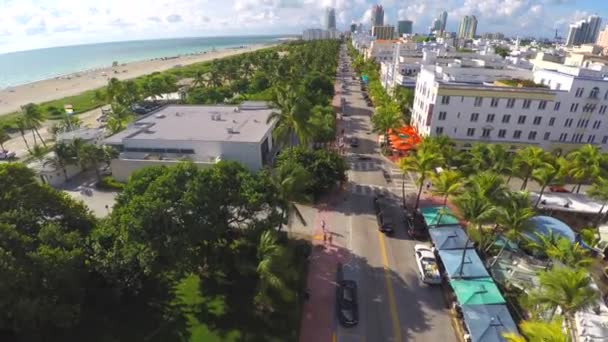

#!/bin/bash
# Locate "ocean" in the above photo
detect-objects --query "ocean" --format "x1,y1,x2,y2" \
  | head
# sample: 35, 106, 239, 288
0, 35, 287, 89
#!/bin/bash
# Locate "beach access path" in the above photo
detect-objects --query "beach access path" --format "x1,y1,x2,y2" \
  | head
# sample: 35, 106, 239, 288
0, 44, 274, 116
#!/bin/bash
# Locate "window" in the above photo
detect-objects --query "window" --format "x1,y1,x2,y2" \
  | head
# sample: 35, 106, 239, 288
498, 129, 506, 138
590, 87, 600, 98
513, 130, 522, 139
482, 128, 491, 137
441, 96, 450, 104
587, 135, 596, 143
605, 90, 608, 100
577, 119, 585, 128
474, 97, 483, 107
600, 105, 607, 115
583, 104, 596, 113
559, 133, 568, 142
554, 102, 561, 111
528, 131, 537, 140
518, 115, 526, 124
438, 111, 447, 120
502, 114, 511, 123
470, 113, 479, 122
506, 98, 515, 108
564, 118, 573, 127
522, 99, 531, 109
549, 117, 555, 126
603, 136, 608, 144
467, 128, 475, 137
486, 114, 495, 123
570, 103, 579, 112
436, 127, 444, 135
544, 132, 551, 140
593, 120, 602, 129
538, 100, 547, 110
575, 87, 584, 97
490, 98, 499, 107
533, 116, 542, 125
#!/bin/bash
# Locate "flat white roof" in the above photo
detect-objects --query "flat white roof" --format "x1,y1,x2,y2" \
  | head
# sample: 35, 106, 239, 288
531, 191, 608, 215
105, 104, 275, 145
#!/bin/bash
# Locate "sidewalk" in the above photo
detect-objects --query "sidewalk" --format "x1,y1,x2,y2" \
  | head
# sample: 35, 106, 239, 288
297, 194, 351, 342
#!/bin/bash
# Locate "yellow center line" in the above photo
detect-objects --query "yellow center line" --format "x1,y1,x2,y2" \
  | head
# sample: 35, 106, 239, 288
377, 231, 403, 342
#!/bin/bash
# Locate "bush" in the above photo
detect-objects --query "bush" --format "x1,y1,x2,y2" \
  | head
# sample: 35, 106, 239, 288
96, 176, 125, 190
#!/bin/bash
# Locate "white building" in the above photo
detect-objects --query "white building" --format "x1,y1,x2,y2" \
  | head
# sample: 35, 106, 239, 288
411, 64, 608, 153
104, 102, 277, 182
302, 28, 339, 41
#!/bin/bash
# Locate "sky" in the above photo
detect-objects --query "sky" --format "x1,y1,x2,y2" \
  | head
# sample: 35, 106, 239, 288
0, 0, 606, 54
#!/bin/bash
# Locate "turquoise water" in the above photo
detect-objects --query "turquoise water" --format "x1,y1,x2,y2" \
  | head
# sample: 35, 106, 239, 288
0, 35, 286, 89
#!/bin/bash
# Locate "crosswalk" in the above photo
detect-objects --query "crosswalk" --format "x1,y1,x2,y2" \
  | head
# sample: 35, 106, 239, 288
348, 160, 381, 172
346, 156, 419, 197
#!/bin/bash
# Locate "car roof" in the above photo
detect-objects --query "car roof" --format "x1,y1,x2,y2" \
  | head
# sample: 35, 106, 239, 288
415, 245, 435, 259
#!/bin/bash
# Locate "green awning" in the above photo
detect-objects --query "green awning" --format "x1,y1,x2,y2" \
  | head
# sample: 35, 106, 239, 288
450, 278, 506, 306
420, 206, 460, 227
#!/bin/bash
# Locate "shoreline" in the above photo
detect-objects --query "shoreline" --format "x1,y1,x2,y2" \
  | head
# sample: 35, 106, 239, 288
0, 43, 276, 117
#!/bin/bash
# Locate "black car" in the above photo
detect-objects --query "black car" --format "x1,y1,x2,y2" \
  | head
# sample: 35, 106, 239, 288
373, 196, 395, 234
336, 280, 359, 327
405, 210, 428, 240
349, 137, 359, 148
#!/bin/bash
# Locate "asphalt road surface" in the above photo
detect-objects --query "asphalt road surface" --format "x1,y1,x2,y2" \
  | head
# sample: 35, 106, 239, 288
333, 45, 456, 342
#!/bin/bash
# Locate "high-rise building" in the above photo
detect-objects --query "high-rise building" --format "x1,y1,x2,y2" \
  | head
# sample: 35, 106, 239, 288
397, 20, 413, 36
371, 25, 395, 40
371, 5, 384, 27
431, 19, 441, 34
598, 25, 608, 48
350, 23, 358, 33
325, 7, 336, 30
458, 15, 478, 39
439, 11, 448, 33
566, 15, 603, 46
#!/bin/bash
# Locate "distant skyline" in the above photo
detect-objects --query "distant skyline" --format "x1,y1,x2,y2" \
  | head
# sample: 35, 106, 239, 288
0, 0, 607, 53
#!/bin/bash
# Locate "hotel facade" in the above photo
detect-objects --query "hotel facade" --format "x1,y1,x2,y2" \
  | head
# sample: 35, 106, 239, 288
411, 66, 608, 153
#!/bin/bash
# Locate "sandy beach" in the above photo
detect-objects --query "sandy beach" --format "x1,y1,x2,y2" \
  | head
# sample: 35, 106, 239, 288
0, 43, 275, 116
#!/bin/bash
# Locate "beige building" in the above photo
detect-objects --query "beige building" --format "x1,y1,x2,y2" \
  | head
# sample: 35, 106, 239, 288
371, 25, 395, 40
598, 25, 608, 48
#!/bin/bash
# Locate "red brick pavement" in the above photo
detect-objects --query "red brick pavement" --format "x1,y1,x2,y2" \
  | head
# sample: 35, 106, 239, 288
298, 201, 351, 342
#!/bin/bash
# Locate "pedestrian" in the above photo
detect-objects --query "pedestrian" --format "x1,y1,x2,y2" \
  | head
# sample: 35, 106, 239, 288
322, 219, 326, 232
323, 232, 327, 244
328, 234, 333, 246
426, 181, 431, 191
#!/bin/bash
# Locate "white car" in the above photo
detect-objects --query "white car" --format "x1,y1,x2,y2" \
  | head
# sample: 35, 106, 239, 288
414, 244, 441, 285
0, 150, 16, 160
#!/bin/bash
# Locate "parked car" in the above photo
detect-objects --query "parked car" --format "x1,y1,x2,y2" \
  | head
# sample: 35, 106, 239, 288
0, 150, 16, 160
349, 137, 359, 148
336, 280, 359, 327
405, 210, 428, 240
373, 196, 395, 234
549, 185, 570, 193
414, 244, 441, 284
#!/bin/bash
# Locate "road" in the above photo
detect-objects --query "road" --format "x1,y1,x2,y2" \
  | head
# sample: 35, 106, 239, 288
333, 45, 456, 342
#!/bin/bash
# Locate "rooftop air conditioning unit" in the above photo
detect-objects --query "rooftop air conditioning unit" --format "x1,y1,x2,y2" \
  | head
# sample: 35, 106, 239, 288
227, 127, 234, 134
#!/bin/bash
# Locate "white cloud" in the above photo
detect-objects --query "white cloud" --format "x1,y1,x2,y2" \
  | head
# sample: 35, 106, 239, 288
0, 0, 603, 53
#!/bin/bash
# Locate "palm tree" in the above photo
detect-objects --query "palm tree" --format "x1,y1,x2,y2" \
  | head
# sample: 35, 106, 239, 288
496, 191, 535, 237
255, 231, 296, 311
467, 143, 492, 172
77, 143, 105, 181
430, 170, 463, 207
588, 176, 608, 226
503, 319, 568, 342
0, 128, 10, 151
15, 117, 31, 153
29, 144, 47, 163
566, 144, 602, 193
418, 135, 456, 166
44, 143, 77, 181
399, 149, 443, 209
529, 266, 598, 339
527, 233, 594, 268
22, 103, 47, 147
532, 159, 565, 208
466, 171, 509, 205
272, 164, 313, 231
268, 85, 313, 147
455, 192, 498, 232
370, 101, 403, 148
513, 146, 548, 190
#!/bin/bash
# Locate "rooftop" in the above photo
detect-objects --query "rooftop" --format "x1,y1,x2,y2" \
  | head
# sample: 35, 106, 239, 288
105, 103, 275, 145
